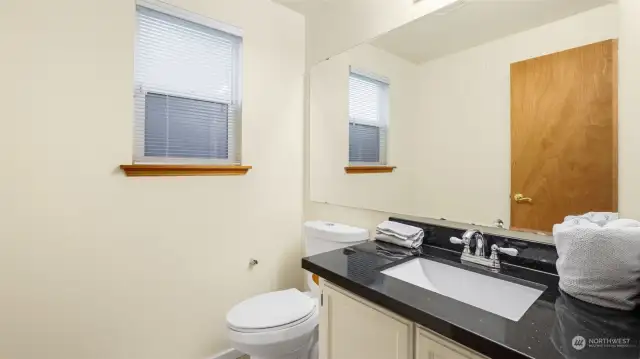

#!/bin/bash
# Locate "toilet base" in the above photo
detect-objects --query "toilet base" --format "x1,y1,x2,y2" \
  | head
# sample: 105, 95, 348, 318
250, 354, 303, 359
250, 344, 317, 359
234, 329, 318, 359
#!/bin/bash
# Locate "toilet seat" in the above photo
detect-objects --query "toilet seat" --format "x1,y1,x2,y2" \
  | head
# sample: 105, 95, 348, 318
228, 304, 318, 348
229, 308, 316, 333
227, 289, 317, 333
227, 290, 319, 351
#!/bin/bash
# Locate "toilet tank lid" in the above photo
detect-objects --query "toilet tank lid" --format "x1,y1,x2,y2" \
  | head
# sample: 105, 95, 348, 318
304, 221, 369, 242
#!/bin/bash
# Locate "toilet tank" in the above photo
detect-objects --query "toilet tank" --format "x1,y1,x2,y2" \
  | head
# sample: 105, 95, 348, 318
304, 221, 369, 294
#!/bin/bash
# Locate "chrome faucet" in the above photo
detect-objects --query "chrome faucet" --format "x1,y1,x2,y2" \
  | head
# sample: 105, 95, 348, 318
463, 229, 487, 258
450, 229, 518, 271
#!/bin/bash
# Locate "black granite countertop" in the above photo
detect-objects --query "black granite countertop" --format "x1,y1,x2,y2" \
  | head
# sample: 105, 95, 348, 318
302, 241, 640, 359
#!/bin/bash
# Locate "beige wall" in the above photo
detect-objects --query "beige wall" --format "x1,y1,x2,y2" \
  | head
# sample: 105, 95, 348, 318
0, 0, 304, 358
310, 44, 420, 214
306, 4, 625, 241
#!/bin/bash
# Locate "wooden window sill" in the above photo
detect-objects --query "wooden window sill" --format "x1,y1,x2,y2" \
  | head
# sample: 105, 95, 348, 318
344, 166, 396, 174
120, 164, 252, 177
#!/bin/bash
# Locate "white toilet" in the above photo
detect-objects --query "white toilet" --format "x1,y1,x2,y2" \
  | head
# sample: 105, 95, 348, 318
226, 221, 368, 359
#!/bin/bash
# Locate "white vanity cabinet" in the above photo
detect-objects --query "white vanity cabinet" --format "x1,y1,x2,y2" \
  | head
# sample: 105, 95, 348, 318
319, 282, 413, 359
319, 281, 489, 359
416, 326, 489, 359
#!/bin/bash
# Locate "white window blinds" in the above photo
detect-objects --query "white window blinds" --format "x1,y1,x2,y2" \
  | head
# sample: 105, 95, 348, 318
348, 70, 389, 165
134, 5, 242, 164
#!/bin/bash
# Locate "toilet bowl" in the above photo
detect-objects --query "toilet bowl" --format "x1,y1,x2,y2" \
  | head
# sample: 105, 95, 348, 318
227, 289, 319, 359
226, 221, 368, 359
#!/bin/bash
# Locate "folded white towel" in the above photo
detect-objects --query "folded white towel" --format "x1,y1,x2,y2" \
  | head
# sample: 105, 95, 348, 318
375, 233, 423, 249
605, 219, 640, 229
553, 214, 640, 311
376, 227, 422, 241
564, 212, 619, 226
377, 221, 423, 240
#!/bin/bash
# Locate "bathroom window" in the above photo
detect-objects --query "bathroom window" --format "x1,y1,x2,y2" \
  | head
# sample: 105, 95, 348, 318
348, 70, 389, 165
134, 3, 243, 164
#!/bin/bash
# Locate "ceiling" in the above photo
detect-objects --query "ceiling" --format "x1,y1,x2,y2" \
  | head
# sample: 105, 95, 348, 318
272, 0, 326, 15
370, 0, 615, 64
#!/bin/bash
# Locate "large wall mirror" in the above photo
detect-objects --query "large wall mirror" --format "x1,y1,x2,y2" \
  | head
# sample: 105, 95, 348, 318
309, 0, 618, 234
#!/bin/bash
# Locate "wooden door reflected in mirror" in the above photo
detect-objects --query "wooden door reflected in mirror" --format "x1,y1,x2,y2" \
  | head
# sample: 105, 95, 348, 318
510, 40, 618, 233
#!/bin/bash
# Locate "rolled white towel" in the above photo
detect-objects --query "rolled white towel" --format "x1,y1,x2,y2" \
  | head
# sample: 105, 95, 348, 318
376, 221, 423, 240
375, 233, 423, 249
553, 216, 640, 311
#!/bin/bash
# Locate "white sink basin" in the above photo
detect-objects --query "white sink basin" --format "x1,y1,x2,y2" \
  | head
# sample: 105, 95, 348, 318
381, 258, 545, 321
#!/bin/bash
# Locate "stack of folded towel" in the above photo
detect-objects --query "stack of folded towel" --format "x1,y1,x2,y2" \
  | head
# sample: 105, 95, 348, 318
375, 241, 422, 260
553, 212, 640, 311
375, 221, 424, 249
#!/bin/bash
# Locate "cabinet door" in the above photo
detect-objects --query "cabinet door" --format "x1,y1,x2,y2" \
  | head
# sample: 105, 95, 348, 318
319, 282, 413, 359
416, 326, 489, 359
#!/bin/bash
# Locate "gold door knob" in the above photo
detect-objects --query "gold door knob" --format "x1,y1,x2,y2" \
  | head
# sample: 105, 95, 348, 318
514, 193, 533, 203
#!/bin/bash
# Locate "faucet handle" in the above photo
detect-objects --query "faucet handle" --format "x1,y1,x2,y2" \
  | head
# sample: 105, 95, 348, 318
450, 237, 471, 255
491, 244, 518, 257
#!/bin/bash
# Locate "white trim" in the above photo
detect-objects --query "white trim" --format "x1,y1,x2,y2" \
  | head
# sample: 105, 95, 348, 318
136, 0, 243, 37
231, 31, 244, 164
208, 348, 244, 359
